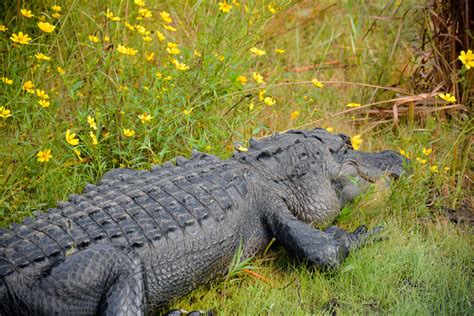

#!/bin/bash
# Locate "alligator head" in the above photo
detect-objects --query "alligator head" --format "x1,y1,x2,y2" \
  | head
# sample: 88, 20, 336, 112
236, 128, 407, 226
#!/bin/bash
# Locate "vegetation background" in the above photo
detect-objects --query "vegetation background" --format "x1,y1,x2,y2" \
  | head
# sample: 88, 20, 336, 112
0, 0, 472, 314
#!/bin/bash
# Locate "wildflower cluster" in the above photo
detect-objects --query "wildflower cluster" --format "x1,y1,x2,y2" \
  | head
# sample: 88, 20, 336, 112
399, 147, 447, 175
1, 0, 439, 221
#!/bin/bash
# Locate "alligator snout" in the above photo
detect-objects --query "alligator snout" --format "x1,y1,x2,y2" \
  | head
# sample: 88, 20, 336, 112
345, 149, 408, 182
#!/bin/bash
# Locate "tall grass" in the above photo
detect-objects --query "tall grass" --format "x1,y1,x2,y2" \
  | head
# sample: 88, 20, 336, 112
1, 0, 472, 314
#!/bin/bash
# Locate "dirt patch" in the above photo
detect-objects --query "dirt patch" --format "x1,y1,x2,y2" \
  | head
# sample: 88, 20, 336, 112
444, 200, 474, 226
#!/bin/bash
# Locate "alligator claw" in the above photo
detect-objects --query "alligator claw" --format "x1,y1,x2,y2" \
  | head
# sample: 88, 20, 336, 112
163, 309, 188, 316
352, 225, 368, 235
163, 309, 214, 316
370, 225, 384, 235
189, 310, 213, 316
343, 224, 383, 250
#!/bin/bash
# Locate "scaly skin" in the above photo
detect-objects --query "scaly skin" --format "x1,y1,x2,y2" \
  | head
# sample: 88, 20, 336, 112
0, 128, 406, 315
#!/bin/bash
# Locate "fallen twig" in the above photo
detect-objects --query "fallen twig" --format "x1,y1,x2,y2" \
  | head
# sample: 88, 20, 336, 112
242, 269, 273, 285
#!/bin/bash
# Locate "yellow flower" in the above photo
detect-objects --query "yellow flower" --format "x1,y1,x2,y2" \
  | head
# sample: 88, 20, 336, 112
156, 31, 165, 42
138, 112, 153, 123
218, 1, 232, 13
104, 36, 110, 42
258, 89, 266, 101
250, 47, 266, 56
415, 157, 427, 164
268, 3, 277, 14
0, 25, 7, 32
123, 128, 135, 137
264, 96, 276, 106
145, 52, 155, 61
214, 53, 224, 61
351, 134, 363, 150
438, 93, 456, 103
143, 36, 152, 42
134, 0, 146, 6
237, 76, 247, 84
10, 32, 32, 45
236, 145, 248, 152
88, 35, 100, 43
37, 22, 55, 33
52, 13, 61, 19
311, 79, 324, 88
87, 115, 97, 130
0, 106, 12, 118
155, 72, 163, 79
275, 48, 285, 54
422, 147, 432, 156
325, 127, 334, 133
183, 108, 193, 115
74, 149, 85, 162
166, 42, 180, 55
252, 72, 264, 84
135, 25, 149, 35
194, 50, 202, 57
458, 49, 474, 69
35, 89, 49, 99
38, 99, 50, 108
21, 9, 34, 18
125, 21, 136, 31
160, 11, 173, 23
347, 102, 361, 108
22, 80, 35, 92
117, 44, 138, 56
1, 77, 13, 85
65, 130, 79, 146
35, 53, 51, 61
249, 103, 255, 111
429, 165, 438, 173
172, 59, 190, 71
290, 111, 300, 120
37, 149, 52, 163
138, 8, 152, 18
443, 166, 450, 173
89, 131, 98, 145
105, 9, 121, 21
57, 66, 65, 74
163, 24, 177, 32
52, 5, 62, 12
399, 149, 410, 159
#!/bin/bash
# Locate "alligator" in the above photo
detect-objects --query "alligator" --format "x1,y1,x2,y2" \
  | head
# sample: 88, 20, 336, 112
0, 128, 406, 315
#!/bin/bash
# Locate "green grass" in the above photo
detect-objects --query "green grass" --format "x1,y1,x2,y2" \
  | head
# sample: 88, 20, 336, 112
1, 0, 472, 314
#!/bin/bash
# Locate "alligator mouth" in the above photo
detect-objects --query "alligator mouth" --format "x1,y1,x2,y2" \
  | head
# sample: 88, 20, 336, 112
349, 150, 407, 183
358, 169, 400, 183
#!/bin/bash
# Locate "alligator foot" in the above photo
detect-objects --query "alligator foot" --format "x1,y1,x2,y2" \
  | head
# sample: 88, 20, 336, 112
271, 208, 385, 269
163, 309, 215, 316
325, 225, 384, 250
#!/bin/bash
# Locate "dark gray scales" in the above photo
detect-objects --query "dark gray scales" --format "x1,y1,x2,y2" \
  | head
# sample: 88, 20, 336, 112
0, 128, 406, 315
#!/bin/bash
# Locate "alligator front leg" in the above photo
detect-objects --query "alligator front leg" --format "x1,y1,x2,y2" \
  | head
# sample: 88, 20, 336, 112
269, 208, 381, 269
